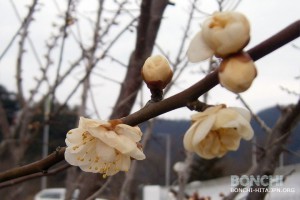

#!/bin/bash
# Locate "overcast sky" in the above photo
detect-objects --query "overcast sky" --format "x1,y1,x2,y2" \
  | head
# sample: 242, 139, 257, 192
0, 0, 299, 120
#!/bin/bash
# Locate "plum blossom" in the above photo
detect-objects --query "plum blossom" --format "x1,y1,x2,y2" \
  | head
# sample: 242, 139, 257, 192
219, 52, 257, 93
183, 105, 253, 159
141, 55, 173, 90
65, 117, 145, 177
187, 11, 250, 62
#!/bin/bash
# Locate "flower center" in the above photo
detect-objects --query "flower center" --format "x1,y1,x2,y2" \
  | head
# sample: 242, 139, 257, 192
209, 16, 228, 29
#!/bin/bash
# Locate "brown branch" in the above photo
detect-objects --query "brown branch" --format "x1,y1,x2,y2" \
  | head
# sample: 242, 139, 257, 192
0, 147, 65, 183
0, 163, 70, 189
52, 0, 73, 97
16, 0, 39, 107
0, 20, 299, 187
247, 20, 300, 61
123, 20, 300, 126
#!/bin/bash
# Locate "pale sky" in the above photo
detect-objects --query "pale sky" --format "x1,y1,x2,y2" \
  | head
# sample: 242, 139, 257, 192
0, 0, 299, 120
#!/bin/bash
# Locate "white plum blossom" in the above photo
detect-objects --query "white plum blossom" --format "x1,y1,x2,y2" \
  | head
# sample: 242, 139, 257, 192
183, 105, 254, 159
187, 11, 250, 62
219, 52, 257, 93
65, 117, 145, 177
141, 55, 173, 90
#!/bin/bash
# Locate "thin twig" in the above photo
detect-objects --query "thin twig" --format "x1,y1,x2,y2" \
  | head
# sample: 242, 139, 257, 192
237, 94, 272, 134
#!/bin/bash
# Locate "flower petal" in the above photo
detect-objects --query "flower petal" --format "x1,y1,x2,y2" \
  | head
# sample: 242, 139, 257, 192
65, 148, 88, 166
78, 117, 108, 129
191, 105, 223, 122
115, 124, 142, 142
192, 115, 216, 148
126, 147, 146, 160
196, 133, 216, 159
187, 31, 214, 62
116, 155, 131, 172
65, 128, 86, 146
213, 108, 239, 129
90, 128, 138, 155
221, 115, 253, 140
183, 122, 199, 151
219, 129, 241, 150
96, 140, 117, 162
228, 107, 251, 121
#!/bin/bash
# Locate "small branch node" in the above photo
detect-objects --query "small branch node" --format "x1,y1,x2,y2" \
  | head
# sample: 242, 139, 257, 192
186, 100, 210, 112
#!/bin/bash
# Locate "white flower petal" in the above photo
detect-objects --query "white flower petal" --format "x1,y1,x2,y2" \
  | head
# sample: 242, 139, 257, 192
213, 108, 239, 129
65, 128, 86, 145
95, 140, 117, 162
127, 147, 146, 160
229, 107, 251, 121
90, 128, 138, 155
65, 148, 88, 166
78, 117, 108, 129
187, 31, 214, 62
191, 105, 223, 122
191, 115, 215, 148
221, 115, 253, 140
80, 161, 106, 173
183, 122, 199, 151
116, 155, 131, 172
115, 124, 142, 142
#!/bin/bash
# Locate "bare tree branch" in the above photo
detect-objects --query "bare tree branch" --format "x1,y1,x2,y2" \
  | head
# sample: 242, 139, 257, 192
16, 0, 39, 106
0, 147, 65, 183
237, 94, 272, 134
246, 100, 300, 200
0, 163, 70, 189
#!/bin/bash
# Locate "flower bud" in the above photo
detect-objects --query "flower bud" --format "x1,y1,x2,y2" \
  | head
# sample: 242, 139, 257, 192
141, 55, 173, 90
187, 11, 250, 62
202, 11, 250, 58
218, 52, 257, 93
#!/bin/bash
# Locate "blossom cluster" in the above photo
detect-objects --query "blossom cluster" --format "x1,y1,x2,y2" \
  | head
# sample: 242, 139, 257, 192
64, 11, 256, 176
183, 11, 256, 158
187, 11, 257, 93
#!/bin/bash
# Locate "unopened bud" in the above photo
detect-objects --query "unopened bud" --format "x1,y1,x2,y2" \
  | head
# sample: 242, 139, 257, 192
218, 52, 257, 93
141, 55, 173, 90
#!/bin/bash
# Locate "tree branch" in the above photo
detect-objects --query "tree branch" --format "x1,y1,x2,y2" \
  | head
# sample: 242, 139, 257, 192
0, 147, 65, 183
0, 20, 299, 188
246, 99, 300, 200
0, 163, 69, 189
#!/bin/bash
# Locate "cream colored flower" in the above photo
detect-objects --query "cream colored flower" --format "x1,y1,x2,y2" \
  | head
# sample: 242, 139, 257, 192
187, 11, 250, 62
183, 105, 253, 159
141, 55, 173, 90
65, 117, 145, 177
219, 52, 257, 93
